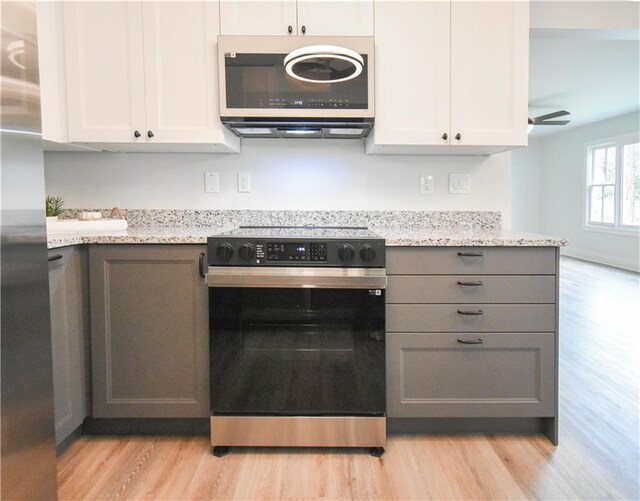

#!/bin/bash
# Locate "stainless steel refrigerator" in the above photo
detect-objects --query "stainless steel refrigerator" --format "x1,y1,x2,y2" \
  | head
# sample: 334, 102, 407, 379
1, 1, 59, 498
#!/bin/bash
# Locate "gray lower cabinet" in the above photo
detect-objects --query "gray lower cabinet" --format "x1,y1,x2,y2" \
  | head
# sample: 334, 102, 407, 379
386, 332, 555, 417
385, 246, 559, 442
48, 246, 90, 445
89, 245, 209, 418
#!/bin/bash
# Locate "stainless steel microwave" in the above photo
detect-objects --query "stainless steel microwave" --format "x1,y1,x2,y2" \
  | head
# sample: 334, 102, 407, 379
217, 36, 374, 138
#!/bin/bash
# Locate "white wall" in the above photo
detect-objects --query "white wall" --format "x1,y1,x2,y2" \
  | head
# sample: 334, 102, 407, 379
44, 140, 513, 227
513, 111, 640, 271
511, 137, 542, 233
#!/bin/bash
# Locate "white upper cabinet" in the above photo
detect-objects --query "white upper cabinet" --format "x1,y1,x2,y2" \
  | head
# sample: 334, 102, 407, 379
63, 2, 146, 144
367, 1, 450, 148
220, 0, 297, 36
450, 0, 529, 148
219, 0, 373, 37
367, 0, 529, 155
296, 0, 374, 36
37, 2, 99, 151
142, 2, 226, 144
62, 1, 239, 152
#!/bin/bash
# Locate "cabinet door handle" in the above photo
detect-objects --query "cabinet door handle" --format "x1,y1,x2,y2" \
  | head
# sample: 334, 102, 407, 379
457, 280, 483, 287
442, 132, 448, 140
199, 252, 206, 278
455, 133, 461, 140
301, 25, 306, 34
457, 338, 484, 344
48, 254, 63, 262
457, 309, 483, 315
134, 130, 141, 138
457, 251, 483, 257
147, 130, 154, 138
288, 25, 293, 34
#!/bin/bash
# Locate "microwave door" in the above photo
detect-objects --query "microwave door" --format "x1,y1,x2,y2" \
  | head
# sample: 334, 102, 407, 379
218, 36, 374, 120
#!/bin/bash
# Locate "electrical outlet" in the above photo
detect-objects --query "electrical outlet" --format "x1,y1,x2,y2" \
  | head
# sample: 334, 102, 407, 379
238, 173, 251, 193
420, 174, 434, 195
449, 173, 471, 194
205, 172, 219, 193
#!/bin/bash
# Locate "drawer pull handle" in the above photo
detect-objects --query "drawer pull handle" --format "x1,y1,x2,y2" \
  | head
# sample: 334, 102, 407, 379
48, 254, 63, 262
457, 309, 483, 315
457, 251, 483, 257
457, 338, 484, 345
457, 280, 483, 287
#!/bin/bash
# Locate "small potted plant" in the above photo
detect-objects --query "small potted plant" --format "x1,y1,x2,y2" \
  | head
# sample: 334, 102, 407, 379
45, 195, 64, 222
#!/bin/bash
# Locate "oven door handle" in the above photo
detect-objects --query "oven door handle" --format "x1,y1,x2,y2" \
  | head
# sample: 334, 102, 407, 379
206, 266, 387, 289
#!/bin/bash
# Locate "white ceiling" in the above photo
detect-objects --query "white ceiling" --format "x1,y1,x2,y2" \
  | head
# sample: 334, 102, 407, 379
528, 36, 640, 137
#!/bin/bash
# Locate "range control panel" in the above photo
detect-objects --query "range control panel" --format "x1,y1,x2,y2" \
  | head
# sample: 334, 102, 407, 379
207, 237, 385, 268
266, 242, 327, 262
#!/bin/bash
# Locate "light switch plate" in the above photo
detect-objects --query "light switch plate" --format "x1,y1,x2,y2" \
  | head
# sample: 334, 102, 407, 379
449, 173, 471, 194
205, 172, 219, 193
238, 173, 251, 193
420, 174, 434, 195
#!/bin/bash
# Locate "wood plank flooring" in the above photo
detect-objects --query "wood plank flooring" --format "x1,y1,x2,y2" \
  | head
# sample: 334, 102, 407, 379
57, 257, 639, 500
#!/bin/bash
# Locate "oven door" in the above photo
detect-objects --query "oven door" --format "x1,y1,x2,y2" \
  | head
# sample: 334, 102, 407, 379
218, 36, 374, 119
209, 280, 385, 417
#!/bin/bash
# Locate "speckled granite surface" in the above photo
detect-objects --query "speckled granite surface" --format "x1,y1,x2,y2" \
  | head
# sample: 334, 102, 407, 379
47, 226, 230, 249
47, 224, 566, 249
375, 227, 567, 247
61, 209, 502, 230
48, 209, 565, 249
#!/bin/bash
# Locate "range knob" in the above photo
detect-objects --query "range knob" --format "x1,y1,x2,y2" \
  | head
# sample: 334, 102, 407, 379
216, 243, 233, 262
238, 243, 255, 261
360, 244, 377, 262
338, 244, 355, 262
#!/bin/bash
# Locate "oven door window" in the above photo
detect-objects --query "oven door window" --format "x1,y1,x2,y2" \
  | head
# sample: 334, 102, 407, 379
210, 288, 385, 416
224, 53, 368, 110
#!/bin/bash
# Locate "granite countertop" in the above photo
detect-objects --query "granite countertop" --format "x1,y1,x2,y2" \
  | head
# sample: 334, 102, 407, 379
374, 227, 567, 247
47, 225, 566, 249
47, 226, 231, 249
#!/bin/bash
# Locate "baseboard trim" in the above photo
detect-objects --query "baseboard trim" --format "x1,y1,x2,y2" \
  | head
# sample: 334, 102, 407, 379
83, 418, 210, 436
561, 247, 639, 272
56, 424, 84, 456
388, 417, 554, 438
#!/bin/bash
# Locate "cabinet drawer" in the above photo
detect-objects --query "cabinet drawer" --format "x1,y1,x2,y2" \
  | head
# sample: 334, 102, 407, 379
387, 275, 555, 304
387, 332, 555, 417
387, 247, 556, 275
386, 304, 555, 332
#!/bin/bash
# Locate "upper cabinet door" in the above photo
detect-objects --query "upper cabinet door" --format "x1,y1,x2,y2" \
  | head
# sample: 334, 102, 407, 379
296, 0, 373, 36
220, 0, 297, 36
63, 2, 146, 143
142, 2, 223, 144
450, 0, 529, 147
368, 1, 450, 150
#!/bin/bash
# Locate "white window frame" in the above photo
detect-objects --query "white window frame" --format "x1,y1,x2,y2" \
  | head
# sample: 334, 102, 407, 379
584, 132, 640, 237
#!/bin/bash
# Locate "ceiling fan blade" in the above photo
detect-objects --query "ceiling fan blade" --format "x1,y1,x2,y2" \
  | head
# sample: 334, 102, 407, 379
532, 110, 570, 123
537, 120, 571, 126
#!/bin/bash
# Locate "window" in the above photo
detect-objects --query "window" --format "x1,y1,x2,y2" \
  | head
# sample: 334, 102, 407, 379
586, 133, 640, 231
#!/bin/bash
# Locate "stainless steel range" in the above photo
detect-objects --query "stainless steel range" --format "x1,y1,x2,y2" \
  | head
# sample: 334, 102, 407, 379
206, 226, 386, 456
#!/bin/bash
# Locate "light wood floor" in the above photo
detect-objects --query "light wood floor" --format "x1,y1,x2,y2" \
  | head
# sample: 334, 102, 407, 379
57, 257, 639, 500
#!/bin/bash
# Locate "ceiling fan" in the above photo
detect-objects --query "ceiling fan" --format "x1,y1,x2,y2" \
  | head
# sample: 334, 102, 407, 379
528, 110, 571, 132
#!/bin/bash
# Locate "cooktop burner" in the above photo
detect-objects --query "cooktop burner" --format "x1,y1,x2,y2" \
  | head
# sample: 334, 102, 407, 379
208, 225, 385, 267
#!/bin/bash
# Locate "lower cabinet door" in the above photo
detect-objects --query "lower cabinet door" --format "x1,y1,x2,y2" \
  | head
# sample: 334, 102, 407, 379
387, 332, 555, 418
90, 245, 209, 418
49, 246, 90, 444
